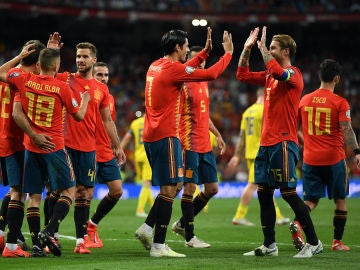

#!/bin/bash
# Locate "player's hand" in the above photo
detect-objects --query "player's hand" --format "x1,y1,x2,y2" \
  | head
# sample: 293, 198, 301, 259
31, 134, 55, 152
257, 26, 267, 51
204, 27, 212, 54
114, 146, 127, 166
227, 156, 240, 168
18, 44, 36, 60
217, 135, 226, 156
47, 32, 64, 49
81, 91, 91, 103
222, 31, 233, 55
244, 27, 259, 50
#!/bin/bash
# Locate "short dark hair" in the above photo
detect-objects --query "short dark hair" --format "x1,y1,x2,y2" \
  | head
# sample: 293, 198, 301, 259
20, 40, 46, 66
93, 62, 108, 69
39, 48, 60, 72
76, 42, 97, 57
161, 29, 188, 55
319, 59, 342, 83
189, 46, 203, 53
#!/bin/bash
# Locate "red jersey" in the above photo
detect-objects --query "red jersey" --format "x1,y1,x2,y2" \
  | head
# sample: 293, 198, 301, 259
95, 94, 116, 162
7, 68, 79, 153
299, 88, 350, 165
0, 81, 24, 157
143, 51, 232, 142
56, 72, 110, 152
236, 59, 303, 146
179, 81, 211, 153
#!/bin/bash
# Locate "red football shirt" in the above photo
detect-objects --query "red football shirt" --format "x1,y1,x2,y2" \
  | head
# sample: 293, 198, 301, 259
0, 81, 24, 157
299, 88, 350, 165
57, 72, 110, 152
7, 68, 79, 153
95, 94, 116, 162
143, 52, 232, 142
179, 81, 211, 153
236, 59, 303, 146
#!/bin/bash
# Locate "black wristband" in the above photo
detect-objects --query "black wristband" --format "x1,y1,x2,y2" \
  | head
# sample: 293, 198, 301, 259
354, 149, 360, 155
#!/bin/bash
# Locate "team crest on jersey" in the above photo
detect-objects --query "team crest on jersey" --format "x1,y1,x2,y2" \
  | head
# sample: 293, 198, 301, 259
185, 66, 195, 74
72, 98, 79, 108
346, 110, 351, 119
8, 72, 20, 78
94, 89, 101, 102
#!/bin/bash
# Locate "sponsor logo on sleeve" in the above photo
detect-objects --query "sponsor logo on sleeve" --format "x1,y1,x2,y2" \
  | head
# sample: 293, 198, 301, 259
72, 98, 79, 108
346, 110, 351, 119
8, 72, 20, 78
185, 66, 195, 74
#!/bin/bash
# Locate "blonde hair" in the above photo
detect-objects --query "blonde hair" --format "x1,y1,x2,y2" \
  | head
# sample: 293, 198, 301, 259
272, 34, 297, 58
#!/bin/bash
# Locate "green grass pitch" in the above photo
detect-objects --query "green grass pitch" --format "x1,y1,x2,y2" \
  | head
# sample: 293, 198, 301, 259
1, 197, 359, 270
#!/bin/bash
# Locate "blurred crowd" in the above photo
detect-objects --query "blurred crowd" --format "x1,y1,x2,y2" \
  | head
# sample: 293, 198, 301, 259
5, 0, 360, 13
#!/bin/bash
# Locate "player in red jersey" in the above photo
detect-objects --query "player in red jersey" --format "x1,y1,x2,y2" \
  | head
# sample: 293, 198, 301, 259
48, 33, 126, 254
0, 47, 90, 257
237, 27, 322, 258
85, 62, 123, 249
171, 46, 225, 248
0, 40, 45, 258
135, 27, 233, 257
298, 59, 360, 251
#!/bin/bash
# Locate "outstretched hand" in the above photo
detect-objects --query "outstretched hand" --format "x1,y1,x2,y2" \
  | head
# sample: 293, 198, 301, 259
204, 27, 212, 54
222, 31, 233, 55
257, 26, 267, 50
47, 32, 64, 49
244, 27, 259, 50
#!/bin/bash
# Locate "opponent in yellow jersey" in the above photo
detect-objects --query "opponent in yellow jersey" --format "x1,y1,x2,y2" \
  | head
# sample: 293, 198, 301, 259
121, 113, 154, 217
228, 88, 289, 226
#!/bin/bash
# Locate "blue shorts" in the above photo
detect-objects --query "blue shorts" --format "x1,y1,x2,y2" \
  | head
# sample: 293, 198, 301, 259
23, 149, 76, 194
66, 147, 96, 187
183, 150, 218, 184
96, 157, 122, 184
0, 151, 24, 187
144, 137, 184, 186
302, 159, 348, 200
255, 141, 299, 189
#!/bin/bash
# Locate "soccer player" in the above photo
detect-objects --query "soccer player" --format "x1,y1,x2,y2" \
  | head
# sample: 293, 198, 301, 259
0, 47, 90, 257
237, 26, 322, 258
228, 88, 289, 226
171, 46, 226, 248
0, 40, 45, 258
135, 27, 233, 257
48, 33, 126, 254
296, 59, 360, 251
120, 109, 154, 218
85, 62, 124, 249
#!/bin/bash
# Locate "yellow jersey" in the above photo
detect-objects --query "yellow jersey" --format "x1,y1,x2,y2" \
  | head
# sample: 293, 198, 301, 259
240, 103, 263, 160
129, 116, 147, 162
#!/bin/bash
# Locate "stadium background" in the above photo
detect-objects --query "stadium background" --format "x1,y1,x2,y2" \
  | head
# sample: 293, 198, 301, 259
0, 1, 359, 197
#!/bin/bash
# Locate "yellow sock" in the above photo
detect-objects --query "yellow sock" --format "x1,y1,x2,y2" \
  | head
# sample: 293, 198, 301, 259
145, 186, 154, 207
274, 200, 283, 220
137, 186, 149, 213
234, 203, 248, 220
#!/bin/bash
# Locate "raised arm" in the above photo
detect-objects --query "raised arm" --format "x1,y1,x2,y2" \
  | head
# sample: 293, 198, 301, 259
0, 44, 35, 82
